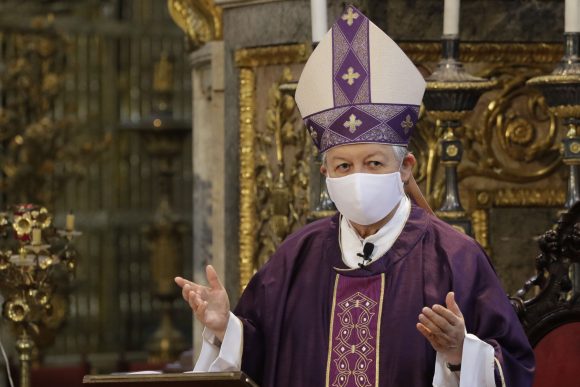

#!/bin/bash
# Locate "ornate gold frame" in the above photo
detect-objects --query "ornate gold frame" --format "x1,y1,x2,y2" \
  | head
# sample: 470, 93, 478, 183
237, 42, 563, 291
236, 44, 310, 291
470, 188, 565, 253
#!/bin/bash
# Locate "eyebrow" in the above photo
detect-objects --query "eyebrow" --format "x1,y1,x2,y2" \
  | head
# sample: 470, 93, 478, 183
329, 151, 390, 162
363, 152, 388, 160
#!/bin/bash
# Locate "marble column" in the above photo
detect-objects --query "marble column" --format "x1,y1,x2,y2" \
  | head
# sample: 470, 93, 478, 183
189, 41, 225, 358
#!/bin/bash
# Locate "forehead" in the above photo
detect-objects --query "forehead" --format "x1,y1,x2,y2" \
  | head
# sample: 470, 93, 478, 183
326, 143, 396, 160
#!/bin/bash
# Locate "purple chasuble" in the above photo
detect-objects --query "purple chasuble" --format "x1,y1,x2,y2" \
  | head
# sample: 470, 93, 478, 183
234, 204, 535, 387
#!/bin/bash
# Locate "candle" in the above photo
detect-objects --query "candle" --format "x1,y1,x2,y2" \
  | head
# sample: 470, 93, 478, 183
443, 0, 460, 36
32, 228, 41, 245
566, 0, 580, 33
310, 0, 328, 43
66, 213, 75, 231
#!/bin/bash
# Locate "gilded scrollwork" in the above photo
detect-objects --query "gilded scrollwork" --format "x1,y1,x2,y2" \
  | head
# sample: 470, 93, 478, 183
254, 68, 312, 268
460, 65, 561, 183
413, 53, 564, 213
167, 0, 223, 49
238, 68, 257, 292
237, 44, 310, 291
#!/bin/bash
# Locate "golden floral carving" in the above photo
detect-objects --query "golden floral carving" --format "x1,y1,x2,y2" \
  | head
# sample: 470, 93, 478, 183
167, 0, 222, 49
237, 45, 310, 291
238, 68, 257, 292
254, 69, 311, 269
413, 54, 562, 213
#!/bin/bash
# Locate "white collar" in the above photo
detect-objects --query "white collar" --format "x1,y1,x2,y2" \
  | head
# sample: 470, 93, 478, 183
339, 195, 411, 269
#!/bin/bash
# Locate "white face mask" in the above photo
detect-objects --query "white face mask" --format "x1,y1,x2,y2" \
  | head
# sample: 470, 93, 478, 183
326, 172, 404, 226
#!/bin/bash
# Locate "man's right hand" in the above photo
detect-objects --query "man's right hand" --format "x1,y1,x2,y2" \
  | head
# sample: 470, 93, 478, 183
175, 265, 230, 342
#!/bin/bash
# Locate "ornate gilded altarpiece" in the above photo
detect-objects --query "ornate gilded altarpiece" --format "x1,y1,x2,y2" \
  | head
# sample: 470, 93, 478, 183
237, 41, 567, 295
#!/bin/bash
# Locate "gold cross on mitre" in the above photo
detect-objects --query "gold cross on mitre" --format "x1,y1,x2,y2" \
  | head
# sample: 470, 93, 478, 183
341, 67, 360, 86
341, 7, 359, 26
309, 126, 318, 141
401, 114, 413, 133
343, 114, 362, 133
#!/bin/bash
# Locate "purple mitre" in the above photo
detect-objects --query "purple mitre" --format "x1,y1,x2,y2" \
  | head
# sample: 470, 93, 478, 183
295, 5, 425, 153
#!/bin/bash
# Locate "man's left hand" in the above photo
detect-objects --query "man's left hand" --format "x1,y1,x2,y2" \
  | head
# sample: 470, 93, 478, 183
416, 292, 465, 365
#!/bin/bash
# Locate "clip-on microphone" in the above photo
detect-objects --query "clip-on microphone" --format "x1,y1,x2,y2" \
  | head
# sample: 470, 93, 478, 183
357, 242, 374, 270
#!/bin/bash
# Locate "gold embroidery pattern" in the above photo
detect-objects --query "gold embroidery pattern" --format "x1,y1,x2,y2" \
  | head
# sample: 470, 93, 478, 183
309, 126, 318, 142
341, 7, 359, 26
344, 114, 362, 133
401, 114, 413, 133
342, 67, 361, 86
332, 292, 377, 387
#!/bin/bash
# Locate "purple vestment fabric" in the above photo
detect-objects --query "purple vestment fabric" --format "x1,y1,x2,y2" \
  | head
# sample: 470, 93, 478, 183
234, 204, 535, 387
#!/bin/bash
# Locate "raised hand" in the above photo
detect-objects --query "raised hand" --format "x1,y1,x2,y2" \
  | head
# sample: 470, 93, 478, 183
416, 292, 465, 366
175, 265, 230, 342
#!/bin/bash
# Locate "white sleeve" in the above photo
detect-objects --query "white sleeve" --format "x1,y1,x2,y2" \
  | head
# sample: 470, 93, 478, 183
432, 333, 496, 387
192, 312, 244, 372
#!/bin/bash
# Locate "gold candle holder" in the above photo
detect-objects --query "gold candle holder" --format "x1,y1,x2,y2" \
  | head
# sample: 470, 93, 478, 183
0, 204, 81, 387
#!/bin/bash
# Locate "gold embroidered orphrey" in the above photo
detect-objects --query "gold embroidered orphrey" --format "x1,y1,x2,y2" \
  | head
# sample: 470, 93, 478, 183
325, 274, 385, 387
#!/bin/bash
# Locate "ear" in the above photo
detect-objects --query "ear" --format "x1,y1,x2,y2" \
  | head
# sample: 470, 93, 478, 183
400, 153, 416, 184
320, 163, 328, 176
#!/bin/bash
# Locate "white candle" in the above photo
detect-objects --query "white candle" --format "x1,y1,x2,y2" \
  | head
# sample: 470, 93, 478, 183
66, 213, 75, 231
310, 0, 328, 43
443, 0, 460, 36
566, 0, 580, 33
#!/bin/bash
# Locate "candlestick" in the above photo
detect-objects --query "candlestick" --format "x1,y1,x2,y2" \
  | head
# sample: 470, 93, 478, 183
567, 0, 580, 33
310, 0, 328, 43
65, 213, 75, 231
443, 0, 460, 36
31, 228, 41, 246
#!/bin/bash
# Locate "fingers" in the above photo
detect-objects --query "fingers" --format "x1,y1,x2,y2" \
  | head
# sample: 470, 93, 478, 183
432, 304, 460, 326
174, 277, 190, 288
187, 289, 207, 316
206, 265, 223, 291
421, 307, 452, 334
193, 293, 208, 318
446, 292, 463, 318
416, 323, 450, 350
175, 277, 209, 302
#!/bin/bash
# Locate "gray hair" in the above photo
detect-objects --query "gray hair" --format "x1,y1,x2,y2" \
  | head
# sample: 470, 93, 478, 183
321, 145, 409, 165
